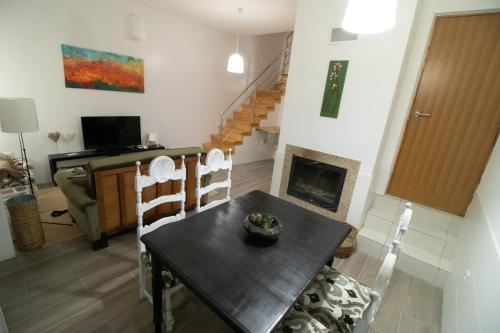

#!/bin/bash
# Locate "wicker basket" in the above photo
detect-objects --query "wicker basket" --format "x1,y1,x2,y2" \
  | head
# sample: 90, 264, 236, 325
335, 223, 358, 259
7, 194, 45, 250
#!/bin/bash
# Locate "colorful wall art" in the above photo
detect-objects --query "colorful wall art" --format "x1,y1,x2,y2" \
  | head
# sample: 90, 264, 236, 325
61, 44, 144, 93
320, 60, 348, 118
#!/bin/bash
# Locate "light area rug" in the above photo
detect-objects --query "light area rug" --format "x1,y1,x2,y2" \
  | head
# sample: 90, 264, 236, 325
37, 185, 84, 247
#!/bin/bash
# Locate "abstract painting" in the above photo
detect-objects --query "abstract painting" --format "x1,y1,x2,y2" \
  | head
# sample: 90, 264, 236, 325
320, 60, 348, 118
61, 44, 144, 93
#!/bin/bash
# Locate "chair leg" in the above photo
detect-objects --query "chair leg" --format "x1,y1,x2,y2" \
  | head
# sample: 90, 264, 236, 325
163, 289, 174, 332
139, 258, 146, 300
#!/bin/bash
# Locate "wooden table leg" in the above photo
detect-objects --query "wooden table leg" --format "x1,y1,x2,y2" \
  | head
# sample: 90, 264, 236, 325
152, 254, 163, 333
326, 257, 334, 267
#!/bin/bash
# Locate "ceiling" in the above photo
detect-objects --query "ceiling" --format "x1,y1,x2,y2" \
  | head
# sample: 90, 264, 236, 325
144, 0, 297, 36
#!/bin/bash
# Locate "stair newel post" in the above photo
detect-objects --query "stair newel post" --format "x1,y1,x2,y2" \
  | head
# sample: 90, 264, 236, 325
218, 115, 223, 149
252, 83, 258, 125
180, 155, 186, 218
226, 148, 232, 201
195, 153, 201, 213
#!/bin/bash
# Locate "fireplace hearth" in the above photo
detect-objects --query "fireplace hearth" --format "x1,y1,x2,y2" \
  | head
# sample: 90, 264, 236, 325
287, 155, 347, 212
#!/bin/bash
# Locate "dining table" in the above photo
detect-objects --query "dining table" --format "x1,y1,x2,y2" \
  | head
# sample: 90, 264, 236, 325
141, 190, 351, 333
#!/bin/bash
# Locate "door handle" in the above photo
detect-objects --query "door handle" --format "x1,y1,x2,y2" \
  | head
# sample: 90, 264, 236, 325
413, 111, 431, 123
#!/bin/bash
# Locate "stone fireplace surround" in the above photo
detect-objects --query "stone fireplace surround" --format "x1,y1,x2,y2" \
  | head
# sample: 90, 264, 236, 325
279, 144, 360, 222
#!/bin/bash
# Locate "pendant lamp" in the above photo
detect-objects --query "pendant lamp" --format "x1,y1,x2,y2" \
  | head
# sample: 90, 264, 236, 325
342, 0, 397, 34
227, 8, 244, 74
124, 0, 146, 41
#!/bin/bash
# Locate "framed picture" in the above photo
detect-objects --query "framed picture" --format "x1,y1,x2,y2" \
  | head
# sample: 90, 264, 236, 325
61, 44, 144, 93
320, 60, 348, 118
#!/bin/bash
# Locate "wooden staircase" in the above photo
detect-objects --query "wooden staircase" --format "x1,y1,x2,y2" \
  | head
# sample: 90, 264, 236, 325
203, 74, 288, 153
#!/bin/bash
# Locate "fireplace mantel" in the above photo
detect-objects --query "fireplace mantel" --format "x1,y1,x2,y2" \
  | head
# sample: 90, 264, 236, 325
279, 144, 360, 222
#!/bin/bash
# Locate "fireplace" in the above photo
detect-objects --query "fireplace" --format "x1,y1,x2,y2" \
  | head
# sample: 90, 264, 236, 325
279, 145, 360, 221
287, 155, 347, 212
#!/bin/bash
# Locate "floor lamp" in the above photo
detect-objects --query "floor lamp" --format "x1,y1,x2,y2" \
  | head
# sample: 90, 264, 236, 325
0, 98, 39, 195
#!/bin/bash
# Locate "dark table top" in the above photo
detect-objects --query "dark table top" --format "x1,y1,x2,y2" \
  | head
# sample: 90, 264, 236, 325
141, 190, 351, 333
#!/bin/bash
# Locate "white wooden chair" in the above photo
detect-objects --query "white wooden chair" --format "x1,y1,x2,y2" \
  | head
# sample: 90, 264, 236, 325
195, 148, 232, 213
289, 203, 413, 333
353, 203, 412, 333
135, 155, 186, 332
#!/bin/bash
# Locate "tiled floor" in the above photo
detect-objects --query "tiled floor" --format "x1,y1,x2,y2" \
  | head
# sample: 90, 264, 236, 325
334, 252, 442, 333
359, 194, 462, 287
0, 160, 442, 333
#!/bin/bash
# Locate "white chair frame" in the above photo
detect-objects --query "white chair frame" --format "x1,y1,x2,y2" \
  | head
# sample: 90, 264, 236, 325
353, 203, 413, 333
195, 148, 232, 213
135, 155, 186, 332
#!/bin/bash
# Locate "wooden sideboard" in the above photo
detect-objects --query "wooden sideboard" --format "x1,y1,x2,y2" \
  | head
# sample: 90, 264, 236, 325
93, 155, 201, 235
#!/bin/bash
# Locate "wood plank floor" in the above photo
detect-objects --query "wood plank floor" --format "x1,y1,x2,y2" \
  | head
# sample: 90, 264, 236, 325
0, 159, 442, 333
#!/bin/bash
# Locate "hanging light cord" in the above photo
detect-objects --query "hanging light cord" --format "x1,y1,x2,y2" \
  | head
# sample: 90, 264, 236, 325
236, 8, 243, 52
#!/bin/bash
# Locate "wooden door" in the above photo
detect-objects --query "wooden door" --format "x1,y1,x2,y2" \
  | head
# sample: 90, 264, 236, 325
388, 13, 500, 216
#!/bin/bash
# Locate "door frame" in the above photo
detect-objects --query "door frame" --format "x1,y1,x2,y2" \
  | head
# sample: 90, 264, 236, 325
385, 10, 500, 200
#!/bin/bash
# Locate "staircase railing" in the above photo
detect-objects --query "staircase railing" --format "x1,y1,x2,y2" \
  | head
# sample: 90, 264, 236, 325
217, 32, 293, 148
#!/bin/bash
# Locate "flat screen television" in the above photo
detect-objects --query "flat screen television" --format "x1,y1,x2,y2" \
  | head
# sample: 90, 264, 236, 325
81, 116, 141, 150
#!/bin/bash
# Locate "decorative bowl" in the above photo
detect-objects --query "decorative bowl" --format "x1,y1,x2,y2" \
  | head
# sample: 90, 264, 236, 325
243, 213, 283, 239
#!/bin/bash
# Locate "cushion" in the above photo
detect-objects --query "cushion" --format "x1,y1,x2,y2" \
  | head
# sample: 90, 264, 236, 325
63, 166, 95, 200
54, 170, 96, 210
272, 304, 329, 333
298, 266, 371, 333
69, 175, 88, 188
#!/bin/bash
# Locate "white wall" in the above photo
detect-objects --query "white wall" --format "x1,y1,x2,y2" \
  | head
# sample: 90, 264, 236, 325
270, 0, 418, 227
442, 140, 500, 333
373, 0, 500, 194
231, 101, 283, 165
0, 0, 286, 184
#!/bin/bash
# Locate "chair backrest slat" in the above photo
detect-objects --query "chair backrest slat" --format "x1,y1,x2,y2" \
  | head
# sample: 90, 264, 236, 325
135, 155, 186, 253
196, 148, 232, 213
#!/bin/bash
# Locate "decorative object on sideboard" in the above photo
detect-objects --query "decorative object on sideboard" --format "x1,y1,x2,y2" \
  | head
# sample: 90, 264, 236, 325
147, 132, 159, 145
320, 60, 349, 119
48, 131, 61, 152
227, 8, 245, 74
0, 98, 39, 195
61, 44, 144, 93
62, 131, 75, 144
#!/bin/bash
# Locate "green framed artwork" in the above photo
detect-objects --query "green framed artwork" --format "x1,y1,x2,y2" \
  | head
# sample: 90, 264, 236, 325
320, 60, 348, 118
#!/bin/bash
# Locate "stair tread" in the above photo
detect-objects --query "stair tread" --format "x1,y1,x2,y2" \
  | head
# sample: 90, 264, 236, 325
201, 66, 288, 154
210, 134, 243, 144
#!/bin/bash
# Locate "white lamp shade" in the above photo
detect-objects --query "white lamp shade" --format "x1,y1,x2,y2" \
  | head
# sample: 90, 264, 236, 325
227, 53, 244, 74
342, 0, 397, 34
124, 13, 146, 42
0, 98, 39, 133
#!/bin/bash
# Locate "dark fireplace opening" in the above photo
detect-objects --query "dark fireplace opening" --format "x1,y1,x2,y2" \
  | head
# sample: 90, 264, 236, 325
287, 155, 347, 212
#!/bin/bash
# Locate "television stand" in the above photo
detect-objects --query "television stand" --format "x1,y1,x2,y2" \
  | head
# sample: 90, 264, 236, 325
48, 145, 165, 185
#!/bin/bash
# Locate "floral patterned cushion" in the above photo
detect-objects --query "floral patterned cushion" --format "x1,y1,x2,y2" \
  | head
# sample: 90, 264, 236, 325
141, 251, 177, 288
298, 266, 371, 333
273, 304, 329, 333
